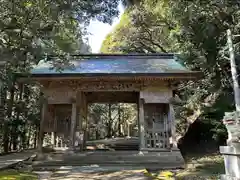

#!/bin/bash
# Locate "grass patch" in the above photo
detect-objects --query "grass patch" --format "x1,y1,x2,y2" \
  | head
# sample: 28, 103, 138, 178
145, 154, 224, 179
0, 170, 38, 180
176, 155, 224, 179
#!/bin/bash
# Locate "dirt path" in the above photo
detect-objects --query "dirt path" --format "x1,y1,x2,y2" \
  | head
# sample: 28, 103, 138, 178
0, 150, 35, 170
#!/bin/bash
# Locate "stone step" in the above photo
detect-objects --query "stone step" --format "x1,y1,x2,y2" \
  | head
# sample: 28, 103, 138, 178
109, 146, 138, 150
32, 164, 184, 172
32, 161, 184, 169
45, 156, 181, 164
68, 151, 176, 156
40, 159, 182, 164
32, 156, 184, 168
31, 151, 185, 170
35, 152, 183, 163
62, 156, 181, 163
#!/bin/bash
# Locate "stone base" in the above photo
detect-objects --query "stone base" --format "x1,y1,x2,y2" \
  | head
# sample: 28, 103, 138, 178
33, 150, 185, 170
221, 175, 240, 180
66, 147, 75, 154
139, 148, 185, 169
220, 145, 240, 179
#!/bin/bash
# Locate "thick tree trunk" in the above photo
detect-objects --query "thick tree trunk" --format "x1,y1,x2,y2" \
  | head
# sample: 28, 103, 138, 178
12, 83, 24, 151
25, 126, 31, 149
0, 79, 5, 151
95, 129, 99, 140
11, 126, 18, 151
3, 122, 9, 153
227, 29, 240, 111
4, 84, 15, 153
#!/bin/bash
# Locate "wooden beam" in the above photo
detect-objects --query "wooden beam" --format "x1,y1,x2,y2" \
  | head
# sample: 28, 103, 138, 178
86, 92, 139, 103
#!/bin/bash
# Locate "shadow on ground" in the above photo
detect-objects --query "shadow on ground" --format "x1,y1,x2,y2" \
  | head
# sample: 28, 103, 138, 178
50, 168, 147, 180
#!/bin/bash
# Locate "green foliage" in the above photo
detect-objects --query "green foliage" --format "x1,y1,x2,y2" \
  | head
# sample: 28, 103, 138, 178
101, 1, 177, 53
89, 103, 137, 139
101, 12, 132, 53
0, 0, 122, 152
165, 0, 238, 141
101, 0, 240, 143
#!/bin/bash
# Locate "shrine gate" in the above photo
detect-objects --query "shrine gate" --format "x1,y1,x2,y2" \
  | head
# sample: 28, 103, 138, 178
25, 54, 200, 153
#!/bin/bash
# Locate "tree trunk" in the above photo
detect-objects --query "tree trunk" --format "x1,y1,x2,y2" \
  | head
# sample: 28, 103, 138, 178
128, 123, 131, 137
4, 83, 15, 153
227, 29, 240, 111
33, 127, 38, 149
95, 129, 99, 140
118, 104, 121, 137
25, 126, 32, 149
0, 78, 5, 150
11, 124, 18, 151
12, 83, 24, 151
107, 104, 112, 138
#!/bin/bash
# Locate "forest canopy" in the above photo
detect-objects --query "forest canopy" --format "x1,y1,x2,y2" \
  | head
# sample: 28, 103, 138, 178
0, 0, 122, 153
101, 0, 240, 149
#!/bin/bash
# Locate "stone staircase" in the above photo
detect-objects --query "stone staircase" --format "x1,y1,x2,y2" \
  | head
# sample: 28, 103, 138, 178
86, 137, 139, 151
32, 150, 185, 170
31, 138, 185, 171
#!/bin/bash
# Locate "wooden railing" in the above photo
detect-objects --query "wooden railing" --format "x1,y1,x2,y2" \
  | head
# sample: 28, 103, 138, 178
145, 129, 170, 149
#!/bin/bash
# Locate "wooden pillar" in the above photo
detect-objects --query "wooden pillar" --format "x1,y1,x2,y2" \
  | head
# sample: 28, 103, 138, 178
37, 94, 47, 154
139, 98, 145, 150
69, 101, 77, 151
82, 97, 88, 150
78, 92, 88, 151
75, 92, 83, 151
169, 104, 178, 150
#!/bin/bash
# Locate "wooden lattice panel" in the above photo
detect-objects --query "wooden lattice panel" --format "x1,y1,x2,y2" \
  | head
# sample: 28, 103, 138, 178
144, 104, 170, 149
55, 105, 71, 134
145, 129, 170, 149
44, 105, 55, 132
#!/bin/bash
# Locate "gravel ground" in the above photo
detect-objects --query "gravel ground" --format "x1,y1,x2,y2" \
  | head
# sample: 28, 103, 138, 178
49, 166, 148, 180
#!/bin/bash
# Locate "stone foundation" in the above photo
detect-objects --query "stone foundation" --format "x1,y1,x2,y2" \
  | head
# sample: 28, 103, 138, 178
220, 145, 240, 180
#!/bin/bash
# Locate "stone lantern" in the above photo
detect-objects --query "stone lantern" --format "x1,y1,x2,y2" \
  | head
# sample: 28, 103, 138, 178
220, 111, 240, 179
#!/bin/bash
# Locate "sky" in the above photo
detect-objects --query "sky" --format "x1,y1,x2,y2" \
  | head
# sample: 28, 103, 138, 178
86, 4, 124, 53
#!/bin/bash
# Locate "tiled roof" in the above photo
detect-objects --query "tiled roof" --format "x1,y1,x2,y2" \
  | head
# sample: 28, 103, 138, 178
30, 54, 197, 77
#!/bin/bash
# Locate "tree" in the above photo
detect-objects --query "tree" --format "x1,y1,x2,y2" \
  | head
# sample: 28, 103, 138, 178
89, 103, 137, 139
0, 0, 122, 153
101, 1, 176, 53
101, 0, 240, 149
